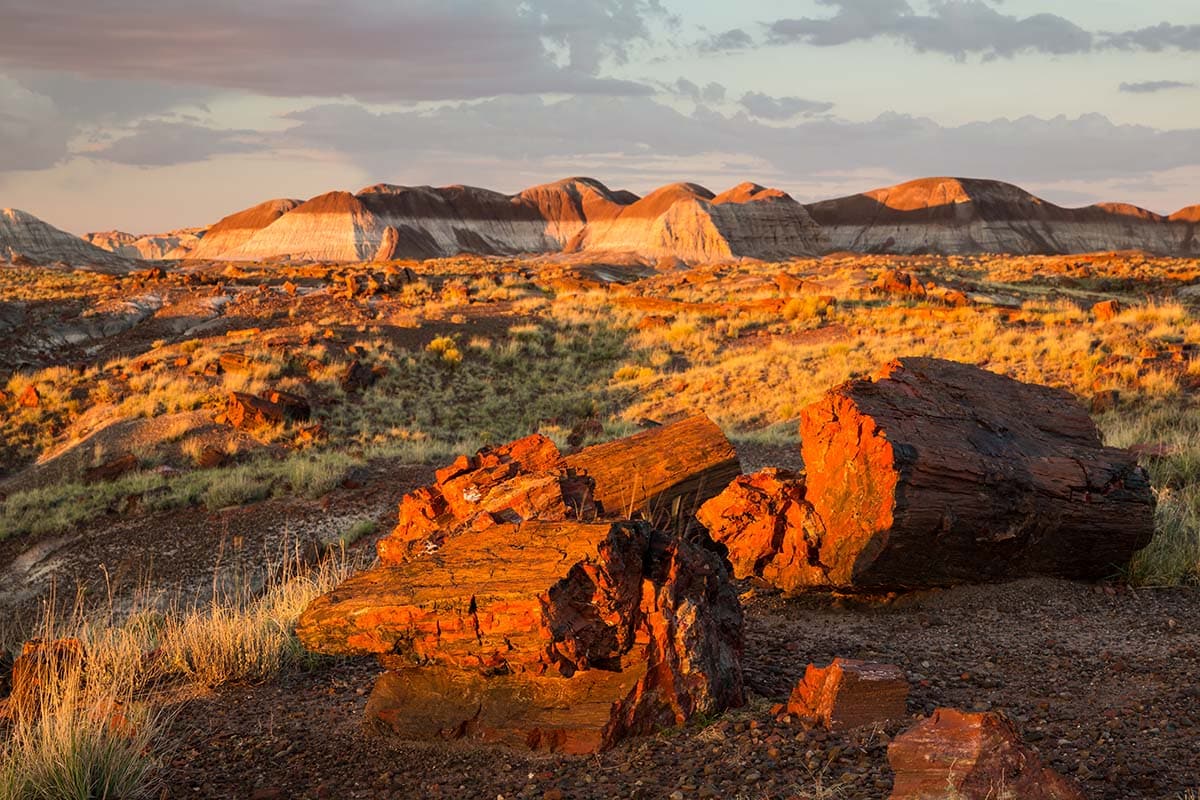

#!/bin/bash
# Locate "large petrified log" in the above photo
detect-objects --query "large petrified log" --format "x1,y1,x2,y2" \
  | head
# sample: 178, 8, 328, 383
298, 519, 744, 753
375, 416, 740, 564
794, 357, 1154, 589
888, 709, 1086, 800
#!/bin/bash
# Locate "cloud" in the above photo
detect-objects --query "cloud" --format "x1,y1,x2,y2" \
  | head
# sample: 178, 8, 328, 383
1104, 23, 1200, 53
698, 28, 755, 53
740, 92, 833, 120
277, 96, 1200, 191
767, 0, 1094, 59
1119, 80, 1194, 94
87, 120, 266, 167
671, 78, 727, 104
0, 0, 663, 102
0, 76, 70, 171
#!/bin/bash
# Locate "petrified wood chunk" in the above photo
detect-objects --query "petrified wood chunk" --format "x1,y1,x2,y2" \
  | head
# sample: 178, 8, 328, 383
787, 658, 908, 731
798, 357, 1155, 589
223, 390, 310, 430
9, 638, 85, 713
888, 709, 1086, 800
564, 414, 741, 527
696, 468, 826, 590
376, 416, 740, 564
299, 519, 744, 752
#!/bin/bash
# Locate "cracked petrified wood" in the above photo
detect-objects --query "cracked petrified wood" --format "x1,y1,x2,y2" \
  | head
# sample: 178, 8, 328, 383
696, 468, 826, 591
888, 709, 1086, 800
787, 658, 908, 731
297, 519, 744, 753
375, 415, 741, 564
796, 357, 1154, 589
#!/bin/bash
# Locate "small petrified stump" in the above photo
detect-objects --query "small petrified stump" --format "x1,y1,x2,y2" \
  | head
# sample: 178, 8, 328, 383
787, 658, 908, 731
798, 357, 1155, 589
298, 520, 744, 753
696, 468, 825, 591
224, 390, 310, 430
1091, 299, 1121, 321
83, 453, 139, 483
9, 638, 85, 713
18, 385, 40, 408
888, 709, 1086, 800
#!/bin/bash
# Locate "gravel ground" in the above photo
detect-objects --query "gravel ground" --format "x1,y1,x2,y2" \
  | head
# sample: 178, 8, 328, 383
162, 577, 1200, 800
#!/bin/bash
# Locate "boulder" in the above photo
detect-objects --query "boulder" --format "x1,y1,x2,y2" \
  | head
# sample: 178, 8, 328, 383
798, 357, 1155, 589
299, 520, 744, 753
696, 468, 826, 591
18, 385, 39, 408
787, 658, 908, 731
872, 269, 926, 298
888, 709, 1086, 800
340, 359, 377, 393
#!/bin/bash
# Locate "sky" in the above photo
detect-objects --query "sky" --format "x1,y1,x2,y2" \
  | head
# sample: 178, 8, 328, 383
0, 0, 1198, 234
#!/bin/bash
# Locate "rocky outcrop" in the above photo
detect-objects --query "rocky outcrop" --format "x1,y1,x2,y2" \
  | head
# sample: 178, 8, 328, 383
1, 208, 135, 271
202, 178, 826, 263
85, 227, 206, 259
888, 709, 1086, 800
187, 198, 302, 260
787, 658, 908, 731
797, 357, 1155, 589
299, 519, 744, 753
806, 177, 1199, 255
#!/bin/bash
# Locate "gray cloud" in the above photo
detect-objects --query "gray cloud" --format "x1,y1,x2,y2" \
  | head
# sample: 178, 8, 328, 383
1104, 23, 1200, 52
0, 76, 70, 171
698, 28, 755, 53
740, 92, 834, 120
1119, 80, 1194, 94
768, 0, 1094, 59
0, 0, 662, 102
278, 96, 1200, 189
672, 78, 727, 104
88, 121, 266, 167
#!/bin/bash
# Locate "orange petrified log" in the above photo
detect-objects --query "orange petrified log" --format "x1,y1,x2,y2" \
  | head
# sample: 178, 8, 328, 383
888, 709, 1086, 800
798, 357, 1155, 589
787, 658, 908, 731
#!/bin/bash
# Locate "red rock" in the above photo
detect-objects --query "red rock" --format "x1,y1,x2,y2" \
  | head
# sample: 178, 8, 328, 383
18, 385, 39, 408
340, 359, 377, 393
888, 709, 1086, 799
1090, 389, 1120, 414
786, 658, 908, 731
194, 446, 228, 469
1091, 299, 1121, 321
940, 289, 970, 307
798, 357, 1155, 589
696, 468, 826, 591
218, 352, 253, 373
301, 520, 744, 752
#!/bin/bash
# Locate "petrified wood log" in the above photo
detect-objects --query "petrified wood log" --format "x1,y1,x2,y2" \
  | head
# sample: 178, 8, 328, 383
696, 468, 826, 590
888, 709, 1086, 800
298, 519, 744, 752
376, 416, 740, 564
564, 414, 741, 527
787, 658, 908, 731
798, 357, 1155, 589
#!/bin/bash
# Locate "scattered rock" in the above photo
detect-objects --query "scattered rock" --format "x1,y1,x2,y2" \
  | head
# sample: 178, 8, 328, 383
1090, 389, 1120, 414
194, 446, 229, 469
224, 390, 311, 431
18, 384, 39, 408
888, 708, 1086, 799
786, 658, 908, 731
872, 269, 926, 298
798, 357, 1155, 589
339, 360, 377, 393
9, 638, 85, 713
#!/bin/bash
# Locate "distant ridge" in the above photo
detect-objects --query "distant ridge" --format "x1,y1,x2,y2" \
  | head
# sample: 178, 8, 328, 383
210, 178, 828, 263
805, 177, 1198, 255
2, 208, 135, 270
86, 227, 207, 259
